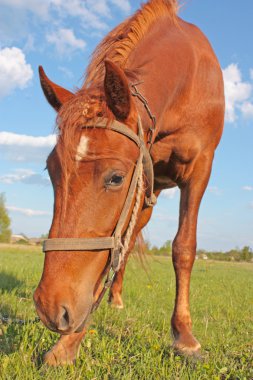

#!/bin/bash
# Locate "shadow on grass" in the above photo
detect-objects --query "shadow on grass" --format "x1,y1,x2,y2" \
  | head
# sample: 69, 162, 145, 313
0, 271, 23, 292
0, 271, 25, 329
0, 319, 46, 357
0, 323, 23, 355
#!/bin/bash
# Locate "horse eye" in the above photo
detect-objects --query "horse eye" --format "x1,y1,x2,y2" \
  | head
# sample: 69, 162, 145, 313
110, 174, 124, 185
107, 174, 124, 187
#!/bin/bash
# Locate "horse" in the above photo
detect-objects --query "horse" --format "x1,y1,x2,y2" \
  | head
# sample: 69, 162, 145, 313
34, 0, 225, 366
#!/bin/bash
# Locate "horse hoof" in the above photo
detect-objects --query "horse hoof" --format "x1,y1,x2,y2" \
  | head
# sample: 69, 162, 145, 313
43, 350, 75, 366
108, 293, 124, 309
111, 302, 124, 309
172, 337, 201, 358
174, 346, 202, 360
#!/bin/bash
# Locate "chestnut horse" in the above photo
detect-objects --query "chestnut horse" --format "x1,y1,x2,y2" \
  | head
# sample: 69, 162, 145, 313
34, 0, 224, 366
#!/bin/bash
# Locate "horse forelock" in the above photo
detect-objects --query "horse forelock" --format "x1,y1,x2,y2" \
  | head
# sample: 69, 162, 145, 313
54, 89, 113, 180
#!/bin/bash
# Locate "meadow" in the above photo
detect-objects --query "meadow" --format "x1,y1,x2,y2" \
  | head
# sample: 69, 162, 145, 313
0, 245, 252, 379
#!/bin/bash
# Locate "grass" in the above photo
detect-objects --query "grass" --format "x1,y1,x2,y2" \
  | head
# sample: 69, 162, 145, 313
0, 245, 252, 379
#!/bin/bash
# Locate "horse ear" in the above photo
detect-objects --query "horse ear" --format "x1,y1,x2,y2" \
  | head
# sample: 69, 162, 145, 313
104, 60, 132, 121
39, 66, 74, 112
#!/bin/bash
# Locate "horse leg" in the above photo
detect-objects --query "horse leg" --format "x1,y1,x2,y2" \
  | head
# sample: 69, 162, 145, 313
43, 276, 109, 366
109, 205, 155, 308
108, 264, 126, 309
43, 329, 86, 366
171, 152, 213, 355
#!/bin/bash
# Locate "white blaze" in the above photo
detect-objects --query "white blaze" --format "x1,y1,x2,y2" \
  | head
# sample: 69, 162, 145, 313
76, 135, 89, 161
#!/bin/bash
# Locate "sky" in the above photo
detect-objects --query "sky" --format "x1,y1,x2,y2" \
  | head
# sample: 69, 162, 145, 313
0, 0, 252, 251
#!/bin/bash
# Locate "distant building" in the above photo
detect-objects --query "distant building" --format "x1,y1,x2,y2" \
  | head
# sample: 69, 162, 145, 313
29, 238, 43, 246
11, 234, 29, 243
10, 235, 43, 245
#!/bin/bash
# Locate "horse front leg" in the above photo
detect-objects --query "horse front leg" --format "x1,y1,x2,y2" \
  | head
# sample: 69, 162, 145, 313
171, 152, 213, 355
43, 329, 86, 366
43, 275, 109, 366
108, 265, 126, 309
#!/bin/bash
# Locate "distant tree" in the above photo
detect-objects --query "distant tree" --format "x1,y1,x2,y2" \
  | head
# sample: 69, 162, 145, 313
164, 240, 172, 251
144, 239, 151, 251
240, 246, 252, 262
227, 249, 241, 261
40, 233, 49, 239
15, 238, 29, 245
144, 240, 173, 256
159, 240, 172, 256
0, 193, 11, 243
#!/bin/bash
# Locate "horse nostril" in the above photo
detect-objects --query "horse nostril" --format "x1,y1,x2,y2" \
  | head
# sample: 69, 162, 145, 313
63, 308, 69, 324
57, 306, 72, 331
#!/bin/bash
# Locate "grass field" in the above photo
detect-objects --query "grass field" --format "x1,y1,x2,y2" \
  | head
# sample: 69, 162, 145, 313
0, 245, 252, 379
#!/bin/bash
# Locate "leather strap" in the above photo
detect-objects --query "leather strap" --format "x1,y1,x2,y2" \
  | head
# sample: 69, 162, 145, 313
43, 237, 115, 252
43, 116, 156, 256
85, 117, 156, 207
88, 118, 143, 148
42, 93, 157, 318
113, 153, 143, 241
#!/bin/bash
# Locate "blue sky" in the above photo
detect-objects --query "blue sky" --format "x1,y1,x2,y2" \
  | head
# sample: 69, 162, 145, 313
0, 0, 252, 251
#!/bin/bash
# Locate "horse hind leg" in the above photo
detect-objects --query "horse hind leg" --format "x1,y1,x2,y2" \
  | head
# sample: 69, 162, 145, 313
171, 151, 213, 356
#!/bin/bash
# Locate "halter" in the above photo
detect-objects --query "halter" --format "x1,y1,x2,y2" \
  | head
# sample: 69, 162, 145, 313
43, 90, 157, 313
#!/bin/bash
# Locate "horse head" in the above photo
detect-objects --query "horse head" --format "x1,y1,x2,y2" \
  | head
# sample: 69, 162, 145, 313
34, 61, 143, 334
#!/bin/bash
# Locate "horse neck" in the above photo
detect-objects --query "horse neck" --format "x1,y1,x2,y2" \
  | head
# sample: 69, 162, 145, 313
125, 19, 173, 131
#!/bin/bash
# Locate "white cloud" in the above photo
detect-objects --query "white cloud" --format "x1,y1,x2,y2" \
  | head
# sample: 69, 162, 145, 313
0, 169, 50, 186
0, 131, 56, 161
46, 28, 86, 55
24, 34, 35, 52
240, 102, 253, 119
110, 0, 131, 13
51, 0, 108, 30
0, 132, 56, 147
7, 205, 51, 217
86, 0, 111, 18
58, 66, 74, 79
242, 186, 253, 191
223, 63, 253, 122
84, 0, 131, 16
0, 47, 33, 98
208, 186, 222, 196
250, 69, 253, 81
0, 0, 131, 47
161, 188, 179, 199
0, 0, 49, 18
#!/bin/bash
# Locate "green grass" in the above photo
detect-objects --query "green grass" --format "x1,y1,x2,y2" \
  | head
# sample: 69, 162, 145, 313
0, 245, 253, 379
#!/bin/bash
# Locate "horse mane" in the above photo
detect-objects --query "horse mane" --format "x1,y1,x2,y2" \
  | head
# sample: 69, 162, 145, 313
84, 0, 178, 88
55, 0, 178, 184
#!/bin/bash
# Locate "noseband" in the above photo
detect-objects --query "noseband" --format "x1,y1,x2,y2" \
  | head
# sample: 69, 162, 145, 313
43, 97, 157, 313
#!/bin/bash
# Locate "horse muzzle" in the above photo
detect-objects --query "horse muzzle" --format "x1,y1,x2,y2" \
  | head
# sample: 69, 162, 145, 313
33, 286, 92, 334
